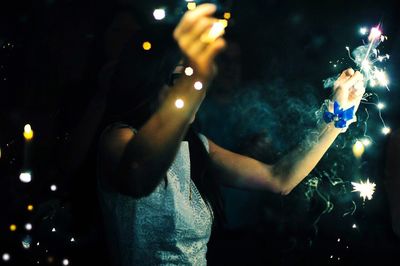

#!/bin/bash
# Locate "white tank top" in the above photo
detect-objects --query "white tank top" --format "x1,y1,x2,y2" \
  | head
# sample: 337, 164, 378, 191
98, 124, 213, 266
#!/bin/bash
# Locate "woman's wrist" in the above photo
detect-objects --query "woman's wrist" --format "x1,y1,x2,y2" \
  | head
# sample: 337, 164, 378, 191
320, 99, 356, 133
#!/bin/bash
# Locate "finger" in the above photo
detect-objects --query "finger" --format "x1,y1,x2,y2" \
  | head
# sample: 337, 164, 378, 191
199, 38, 226, 67
192, 17, 218, 41
186, 37, 209, 60
343, 71, 364, 90
334, 68, 354, 89
345, 68, 355, 76
338, 68, 354, 80
178, 17, 217, 49
349, 89, 364, 102
174, 4, 217, 39
354, 80, 365, 94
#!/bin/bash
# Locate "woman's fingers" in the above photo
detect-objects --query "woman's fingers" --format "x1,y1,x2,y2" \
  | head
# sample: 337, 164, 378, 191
345, 68, 355, 77
343, 71, 364, 91
173, 3, 226, 78
174, 4, 217, 40
348, 80, 365, 113
200, 38, 226, 65
177, 17, 217, 54
334, 68, 354, 90
192, 17, 219, 41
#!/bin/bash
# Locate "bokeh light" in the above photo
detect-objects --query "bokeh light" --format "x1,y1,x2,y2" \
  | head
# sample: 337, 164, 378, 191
19, 172, 32, 183
9, 224, 17, 232
175, 99, 184, 109
2, 253, 10, 262
184, 67, 194, 76
142, 41, 152, 51
153, 9, 166, 20
25, 223, 32, 231
23, 124, 34, 140
352, 140, 365, 158
187, 2, 196, 10
194, 81, 203, 91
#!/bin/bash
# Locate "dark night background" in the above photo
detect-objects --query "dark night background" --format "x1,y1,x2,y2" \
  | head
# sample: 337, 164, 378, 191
1, 0, 399, 265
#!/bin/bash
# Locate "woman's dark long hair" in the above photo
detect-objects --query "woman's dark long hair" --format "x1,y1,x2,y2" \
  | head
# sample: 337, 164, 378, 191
103, 26, 225, 228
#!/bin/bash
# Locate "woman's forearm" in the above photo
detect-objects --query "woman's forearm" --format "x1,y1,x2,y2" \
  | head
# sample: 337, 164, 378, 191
272, 122, 341, 194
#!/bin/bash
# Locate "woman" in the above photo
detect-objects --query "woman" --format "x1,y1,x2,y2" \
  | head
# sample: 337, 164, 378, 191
97, 4, 365, 265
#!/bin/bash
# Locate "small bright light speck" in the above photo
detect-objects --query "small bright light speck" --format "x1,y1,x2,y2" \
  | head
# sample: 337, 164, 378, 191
23, 124, 34, 140
187, 2, 196, 10
362, 138, 371, 146
19, 172, 32, 183
382, 127, 391, 135
359, 27, 368, 35
25, 223, 32, 231
194, 81, 203, 90
175, 99, 184, 109
153, 9, 166, 20
184, 67, 194, 76
50, 184, 57, 191
52, 228, 56, 232
62, 259, 69, 266
24, 124, 32, 133
70, 237, 75, 242
337, 238, 341, 242
377, 103, 385, 110
10, 224, 16, 232
352, 141, 365, 158
2, 253, 10, 262
352, 224, 357, 229
142, 41, 152, 51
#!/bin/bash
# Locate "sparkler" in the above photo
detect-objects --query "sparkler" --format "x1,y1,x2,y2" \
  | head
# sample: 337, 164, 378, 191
324, 25, 390, 90
324, 25, 392, 137
350, 26, 390, 89
351, 179, 376, 201
200, 20, 227, 43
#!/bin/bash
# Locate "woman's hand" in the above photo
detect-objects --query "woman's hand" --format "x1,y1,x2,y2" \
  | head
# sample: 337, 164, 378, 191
332, 68, 365, 112
173, 4, 226, 80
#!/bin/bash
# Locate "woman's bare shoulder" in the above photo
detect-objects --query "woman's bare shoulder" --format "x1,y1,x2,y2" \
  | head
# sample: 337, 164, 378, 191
99, 123, 136, 160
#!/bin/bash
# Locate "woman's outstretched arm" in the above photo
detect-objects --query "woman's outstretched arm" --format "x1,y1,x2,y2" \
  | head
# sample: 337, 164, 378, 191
208, 69, 365, 195
100, 4, 225, 197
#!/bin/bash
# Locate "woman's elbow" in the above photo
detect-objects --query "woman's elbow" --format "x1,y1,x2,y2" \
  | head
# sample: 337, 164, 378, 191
273, 177, 295, 196
271, 169, 303, 196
